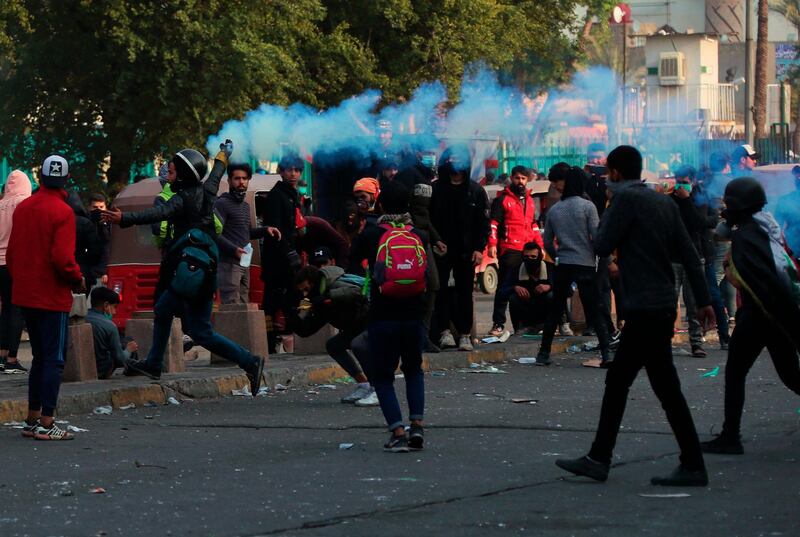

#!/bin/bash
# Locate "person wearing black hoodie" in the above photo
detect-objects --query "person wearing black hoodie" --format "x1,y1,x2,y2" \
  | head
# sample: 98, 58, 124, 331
555, 145, 715, 487
66, 191, 103, 295
429, 145, 490, 352
701, 177, 800, 455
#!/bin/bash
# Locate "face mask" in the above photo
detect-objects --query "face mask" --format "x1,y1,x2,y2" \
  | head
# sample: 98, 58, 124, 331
421, 155, 436, 168
524, 259, 541, 274
231, 189, 246, 202
511, 183, 526, 196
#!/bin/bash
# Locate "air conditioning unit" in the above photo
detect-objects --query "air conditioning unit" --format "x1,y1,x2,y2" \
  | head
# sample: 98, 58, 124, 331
659, 52, 686, 86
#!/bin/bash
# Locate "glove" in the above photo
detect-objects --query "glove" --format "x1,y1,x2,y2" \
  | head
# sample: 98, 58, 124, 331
218, 139, 233, 160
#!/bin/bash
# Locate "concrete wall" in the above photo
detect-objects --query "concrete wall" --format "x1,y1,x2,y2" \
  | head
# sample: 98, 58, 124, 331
644, 34, 719, 86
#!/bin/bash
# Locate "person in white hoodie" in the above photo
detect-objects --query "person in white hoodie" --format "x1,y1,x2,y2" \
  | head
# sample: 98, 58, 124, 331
0, 170, 32, 374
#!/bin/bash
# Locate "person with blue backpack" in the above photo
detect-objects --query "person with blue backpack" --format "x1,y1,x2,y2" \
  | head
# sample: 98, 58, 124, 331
349, 180, 430, 452
102, 141, 266, 395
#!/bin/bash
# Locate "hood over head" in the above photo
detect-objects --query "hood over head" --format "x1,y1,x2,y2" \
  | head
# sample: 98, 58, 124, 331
2, 170, 32, 199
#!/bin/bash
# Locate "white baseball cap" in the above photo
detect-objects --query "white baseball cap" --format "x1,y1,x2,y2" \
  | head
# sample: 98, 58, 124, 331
41, 155, 69, 178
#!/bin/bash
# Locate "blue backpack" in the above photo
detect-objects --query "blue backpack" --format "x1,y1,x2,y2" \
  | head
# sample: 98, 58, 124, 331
168, 229, 219, 301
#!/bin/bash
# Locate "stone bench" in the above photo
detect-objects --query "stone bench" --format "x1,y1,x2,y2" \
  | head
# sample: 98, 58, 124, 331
63, 322, 97, 382
124, 315, 185, 374
293, 324, 337, 355
211, 303, 269, 366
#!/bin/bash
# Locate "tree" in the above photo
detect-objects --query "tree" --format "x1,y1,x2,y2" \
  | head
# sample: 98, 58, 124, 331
0, 0, 380, 191
754, 0, 770, 139
770, 0, 800, 153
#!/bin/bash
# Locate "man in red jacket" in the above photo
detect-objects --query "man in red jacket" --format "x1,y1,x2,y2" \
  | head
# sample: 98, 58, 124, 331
487, 166, 543, 336
7, 155, 85, 441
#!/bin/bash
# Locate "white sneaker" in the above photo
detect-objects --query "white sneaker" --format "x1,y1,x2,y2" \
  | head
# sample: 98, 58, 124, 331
498, 330, 511, 343
439, 330, 456, 348
355, 391, 380, 407
458, 335, 474, 351
340, 384, 373, 404
558, 323, 574, 336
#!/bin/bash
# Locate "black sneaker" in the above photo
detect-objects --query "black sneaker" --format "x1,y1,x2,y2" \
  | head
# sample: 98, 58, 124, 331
555, 455, 609, 482
650, 465, 708, 487
3, 361, 28, 374
246, 356, 265, 397
701, 434, 744, 455
123, 359, 161, 380
409, 425, 424, 451
691, 345, 707, 358
534, 351, 551, 366
582, 327, 596, 337
384, 434, 410, 453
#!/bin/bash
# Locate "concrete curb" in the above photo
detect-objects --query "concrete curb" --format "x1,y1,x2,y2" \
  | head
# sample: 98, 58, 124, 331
0, 332, 714, 422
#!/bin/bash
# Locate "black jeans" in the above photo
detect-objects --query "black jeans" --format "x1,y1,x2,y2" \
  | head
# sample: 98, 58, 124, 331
596, 257, 616, 333
325, 328, 367, 380
491, 250, 523, 326
0, 265, 25, 358
435, 254, 475, 335
589, 309, 705, 470
509, 291, 552, 331
721, 306, 800, 437
540, 264, 609, 355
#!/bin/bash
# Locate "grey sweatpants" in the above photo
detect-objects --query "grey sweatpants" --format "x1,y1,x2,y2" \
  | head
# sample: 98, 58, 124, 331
672, 262, 703, 347
218, 262, 250, 305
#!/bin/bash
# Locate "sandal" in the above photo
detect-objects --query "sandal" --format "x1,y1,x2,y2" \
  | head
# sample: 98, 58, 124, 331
34, 423, 75, 441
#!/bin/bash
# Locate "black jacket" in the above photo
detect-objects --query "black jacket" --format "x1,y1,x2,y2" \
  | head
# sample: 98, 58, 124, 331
66, 191, 103, 283
595, 182, 710, 312
430, 179, 489, 259
120, 157, 226, 249
671, 193, 706, 260
260, 180, 302, 285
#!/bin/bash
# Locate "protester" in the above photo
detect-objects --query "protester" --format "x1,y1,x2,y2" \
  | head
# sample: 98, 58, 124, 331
487, 165, 543, 337
86, 287, 138, 379
152, 162, 176, 249
499, 242, 552, 334
555, 145, 715, 486
708, 151, 737, 321
333, 200, 363, 254
260, 154, 307, 353
671, 165, 707, 357
350, 180, 429, 452
8, 155, 85, 440
296, 216, 349, 268
102, 141, 266, 395
731, 144, 759, 177
66, 191, 102, 296
702, 177, 800, 455
309, 246, 336, 268
430, 145, 490, 351
88, 193, 112, 286
545, 162, 577, 337
290, 265, 376, 405
352, 177, 381, 227
538, 166, 610, 368
774, 165, 800, 260
214, 163, 281, 304
0, 170, 32, 374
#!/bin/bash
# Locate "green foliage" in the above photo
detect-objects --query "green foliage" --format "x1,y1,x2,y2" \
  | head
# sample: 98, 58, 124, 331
0, 0, 591, 190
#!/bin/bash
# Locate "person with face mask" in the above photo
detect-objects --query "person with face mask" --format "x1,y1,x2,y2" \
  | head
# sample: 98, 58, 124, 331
487, 165, 543, 338
702, 177, 800, 456
353, 177, 381, 226
499, 242, 553, 334
213, 163, 281, 305
537, 166, 610, 368
670, 165, 708, 357
556, 145, 715, 488
86, 286, 138, 379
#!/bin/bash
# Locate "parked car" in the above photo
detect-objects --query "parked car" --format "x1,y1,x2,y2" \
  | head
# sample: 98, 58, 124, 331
106, 173, 280, 329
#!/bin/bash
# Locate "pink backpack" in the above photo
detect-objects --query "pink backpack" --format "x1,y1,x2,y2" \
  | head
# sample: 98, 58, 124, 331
374, 223, 427, 297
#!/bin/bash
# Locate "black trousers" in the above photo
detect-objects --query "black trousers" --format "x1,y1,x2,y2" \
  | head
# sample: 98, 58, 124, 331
540, 264, 609, 355
435, 254, 475, 335
0, 265, 25, 358
509, 291, 551, 331
721, 306, 800, 437
588, 309, 705, 470
491, 250, 523, 326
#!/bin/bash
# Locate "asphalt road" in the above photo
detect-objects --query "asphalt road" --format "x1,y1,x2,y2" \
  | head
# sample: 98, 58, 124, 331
2, 344, 798, 537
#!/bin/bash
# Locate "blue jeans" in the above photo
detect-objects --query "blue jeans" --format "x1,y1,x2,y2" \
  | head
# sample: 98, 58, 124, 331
367, 320, 426, 431
146, 289, 256, 371
704, 262, 730, 343
23, 308, 69, 417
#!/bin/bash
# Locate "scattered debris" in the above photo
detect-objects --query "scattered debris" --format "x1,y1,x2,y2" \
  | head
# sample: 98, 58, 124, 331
582, 342, 599, 352
256, 386, 270, 396
481, 336, 501, 344
66, 425, 89, 433
318, 384, 337, 390
119, 403, 136, 410
90, 487, 106, 494
638, 493, 691, 498
517, 357, 537, 365
473, 392, 504, 400
135, 460, 167, 470
92, 406, 112, 415
511, 398, 538, 404
166, 397, 180, 405
567, 345, 582, 353
702, 366, 720, 378
306, 390, 319, 395
459, 365, 506, 374
338, 443, 354, 450
231, 386, 252, 397
431, 371, 446, 377
333, 376, 355, 384
275, 383, 288, 391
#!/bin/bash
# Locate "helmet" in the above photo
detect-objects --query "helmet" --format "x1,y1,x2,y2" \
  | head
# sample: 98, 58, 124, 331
437, 145, 471, 180
40, 154, 70, 188
171, 149, 207, 188
724, 177, 766, 215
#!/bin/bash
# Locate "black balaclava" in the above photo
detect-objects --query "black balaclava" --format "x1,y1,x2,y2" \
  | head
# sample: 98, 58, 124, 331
523, 249, 543, 275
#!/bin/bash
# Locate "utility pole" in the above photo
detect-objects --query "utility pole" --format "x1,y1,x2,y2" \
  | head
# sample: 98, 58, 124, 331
744, 0, 753, 144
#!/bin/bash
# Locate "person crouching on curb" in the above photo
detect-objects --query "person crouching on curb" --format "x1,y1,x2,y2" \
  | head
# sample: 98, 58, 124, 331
290, 264, 377, 406
86, 287, 138, 379
102, 141, 266, 396
8, 155, 85, 440
350, 181, 430, 452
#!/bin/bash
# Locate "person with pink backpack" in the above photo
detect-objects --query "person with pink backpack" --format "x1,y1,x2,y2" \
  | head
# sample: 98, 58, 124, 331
349, 180, 430, 452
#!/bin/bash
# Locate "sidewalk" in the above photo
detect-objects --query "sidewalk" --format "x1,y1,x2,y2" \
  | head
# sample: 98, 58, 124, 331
0, 332, 708, 422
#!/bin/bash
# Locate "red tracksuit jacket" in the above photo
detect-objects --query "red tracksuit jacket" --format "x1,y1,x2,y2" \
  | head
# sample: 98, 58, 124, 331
488, 186, 543, 255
